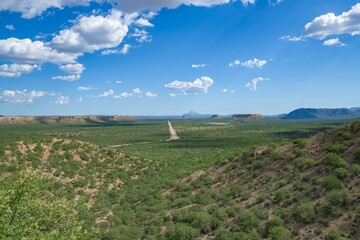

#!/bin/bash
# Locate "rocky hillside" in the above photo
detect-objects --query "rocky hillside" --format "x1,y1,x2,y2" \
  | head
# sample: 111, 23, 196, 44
161, 121, 360, 239
281, 108, 360, 120
0, 138, 156, 239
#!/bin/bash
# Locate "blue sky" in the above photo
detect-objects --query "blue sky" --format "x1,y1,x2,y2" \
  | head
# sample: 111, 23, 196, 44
0, 0, 359, 116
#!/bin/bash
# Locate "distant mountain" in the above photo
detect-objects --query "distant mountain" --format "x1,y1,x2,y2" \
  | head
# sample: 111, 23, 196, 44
281, 108, 360, 120
182, 111, 212, 119
350, 107, 360, 111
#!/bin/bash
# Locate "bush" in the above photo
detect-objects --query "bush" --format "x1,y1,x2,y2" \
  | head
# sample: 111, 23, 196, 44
350, 164, 360, 175
355, 205, 360, 215
293, 138, 306, 148
337, 131, 353, 140
269, 226, 293, 240
274, 189, 291, 204
294, 157, 316, 169
355, 148, 360, 162
324, 153, 347, 168
334, 168, 347, 179
325, 229, 345, 240
295, 203, 316, 223
265, 217, 284, 236
328, 191, 349, 206
235, 209, 260, 233
324, 144, 346, 154
166, 223, 200, 240
321, 176, 342, 190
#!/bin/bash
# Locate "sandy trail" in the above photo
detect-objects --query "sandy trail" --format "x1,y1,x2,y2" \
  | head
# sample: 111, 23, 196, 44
110, 121, 179, 148
168, 121, 180, 140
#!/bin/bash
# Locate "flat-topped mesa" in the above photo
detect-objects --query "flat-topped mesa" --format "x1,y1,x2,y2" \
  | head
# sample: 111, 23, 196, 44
0, 115, 134, 124
232, 114, 262, 120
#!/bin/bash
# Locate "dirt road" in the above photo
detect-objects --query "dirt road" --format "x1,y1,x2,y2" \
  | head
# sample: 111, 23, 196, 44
110, 121, 179, 148
168, 121, 179, 140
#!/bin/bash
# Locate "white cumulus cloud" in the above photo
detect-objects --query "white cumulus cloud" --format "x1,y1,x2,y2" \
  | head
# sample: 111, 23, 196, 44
229, 58, 267, 68
135, 18, 154, 27
191, 63, 207, 68
51, 10, 129, 54
0, 0, 250, 18
241, 0, 256, 6
0, 38, 79, 64
145, 91, 157, 97
102, 44, 132, 55
59, 63, 85, 74
98, 89, 114, 97
0, 89, 52, 103
222, 88, 235, 93
113, 92, 132, 99
165, 76, 214, 94
77, 86, 94, 91
5, 25, 15, 31
305, 3, 360, 39
132, 88, 142, 94
0, 64, 40, 77
323, 38, 346, 47
246, 77, 269, 91
52, 74, 80, 81
280, 35, 306, 42
55, 96, 70, 104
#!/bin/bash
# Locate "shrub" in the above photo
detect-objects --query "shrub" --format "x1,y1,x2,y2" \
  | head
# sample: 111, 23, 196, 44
166, 223, 200, 240
325, 229, 345, 240
270, 150, 281, 161
269, 226, 293, 240
293, 138, 306, 148
337, 131, 353, 140
355, 148, 360, 162
277, 179, 288, 188
324, 153, 347, 168
328, 191, 349, 206
324, 144, 347, 154
274, 189, 291, 204
295, 203, 316, 223
265, 217, 284, 236
321, 176, 342, 190
355, 205, 360, 215
294, 157, 316, 169
334, 168, 347, 179
235, 209, 260, 233
350, 164, 360, 175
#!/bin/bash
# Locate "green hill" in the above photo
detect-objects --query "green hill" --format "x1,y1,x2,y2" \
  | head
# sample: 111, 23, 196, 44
281, 108, 360, 120
160, 121, 360, 239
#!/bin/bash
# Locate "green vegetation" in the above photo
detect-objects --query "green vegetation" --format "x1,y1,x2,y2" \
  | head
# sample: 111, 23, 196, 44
324, 153, 347, 168
295, 203, 316, 223
293, 157, 316, 169
0, 118, 359, 239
